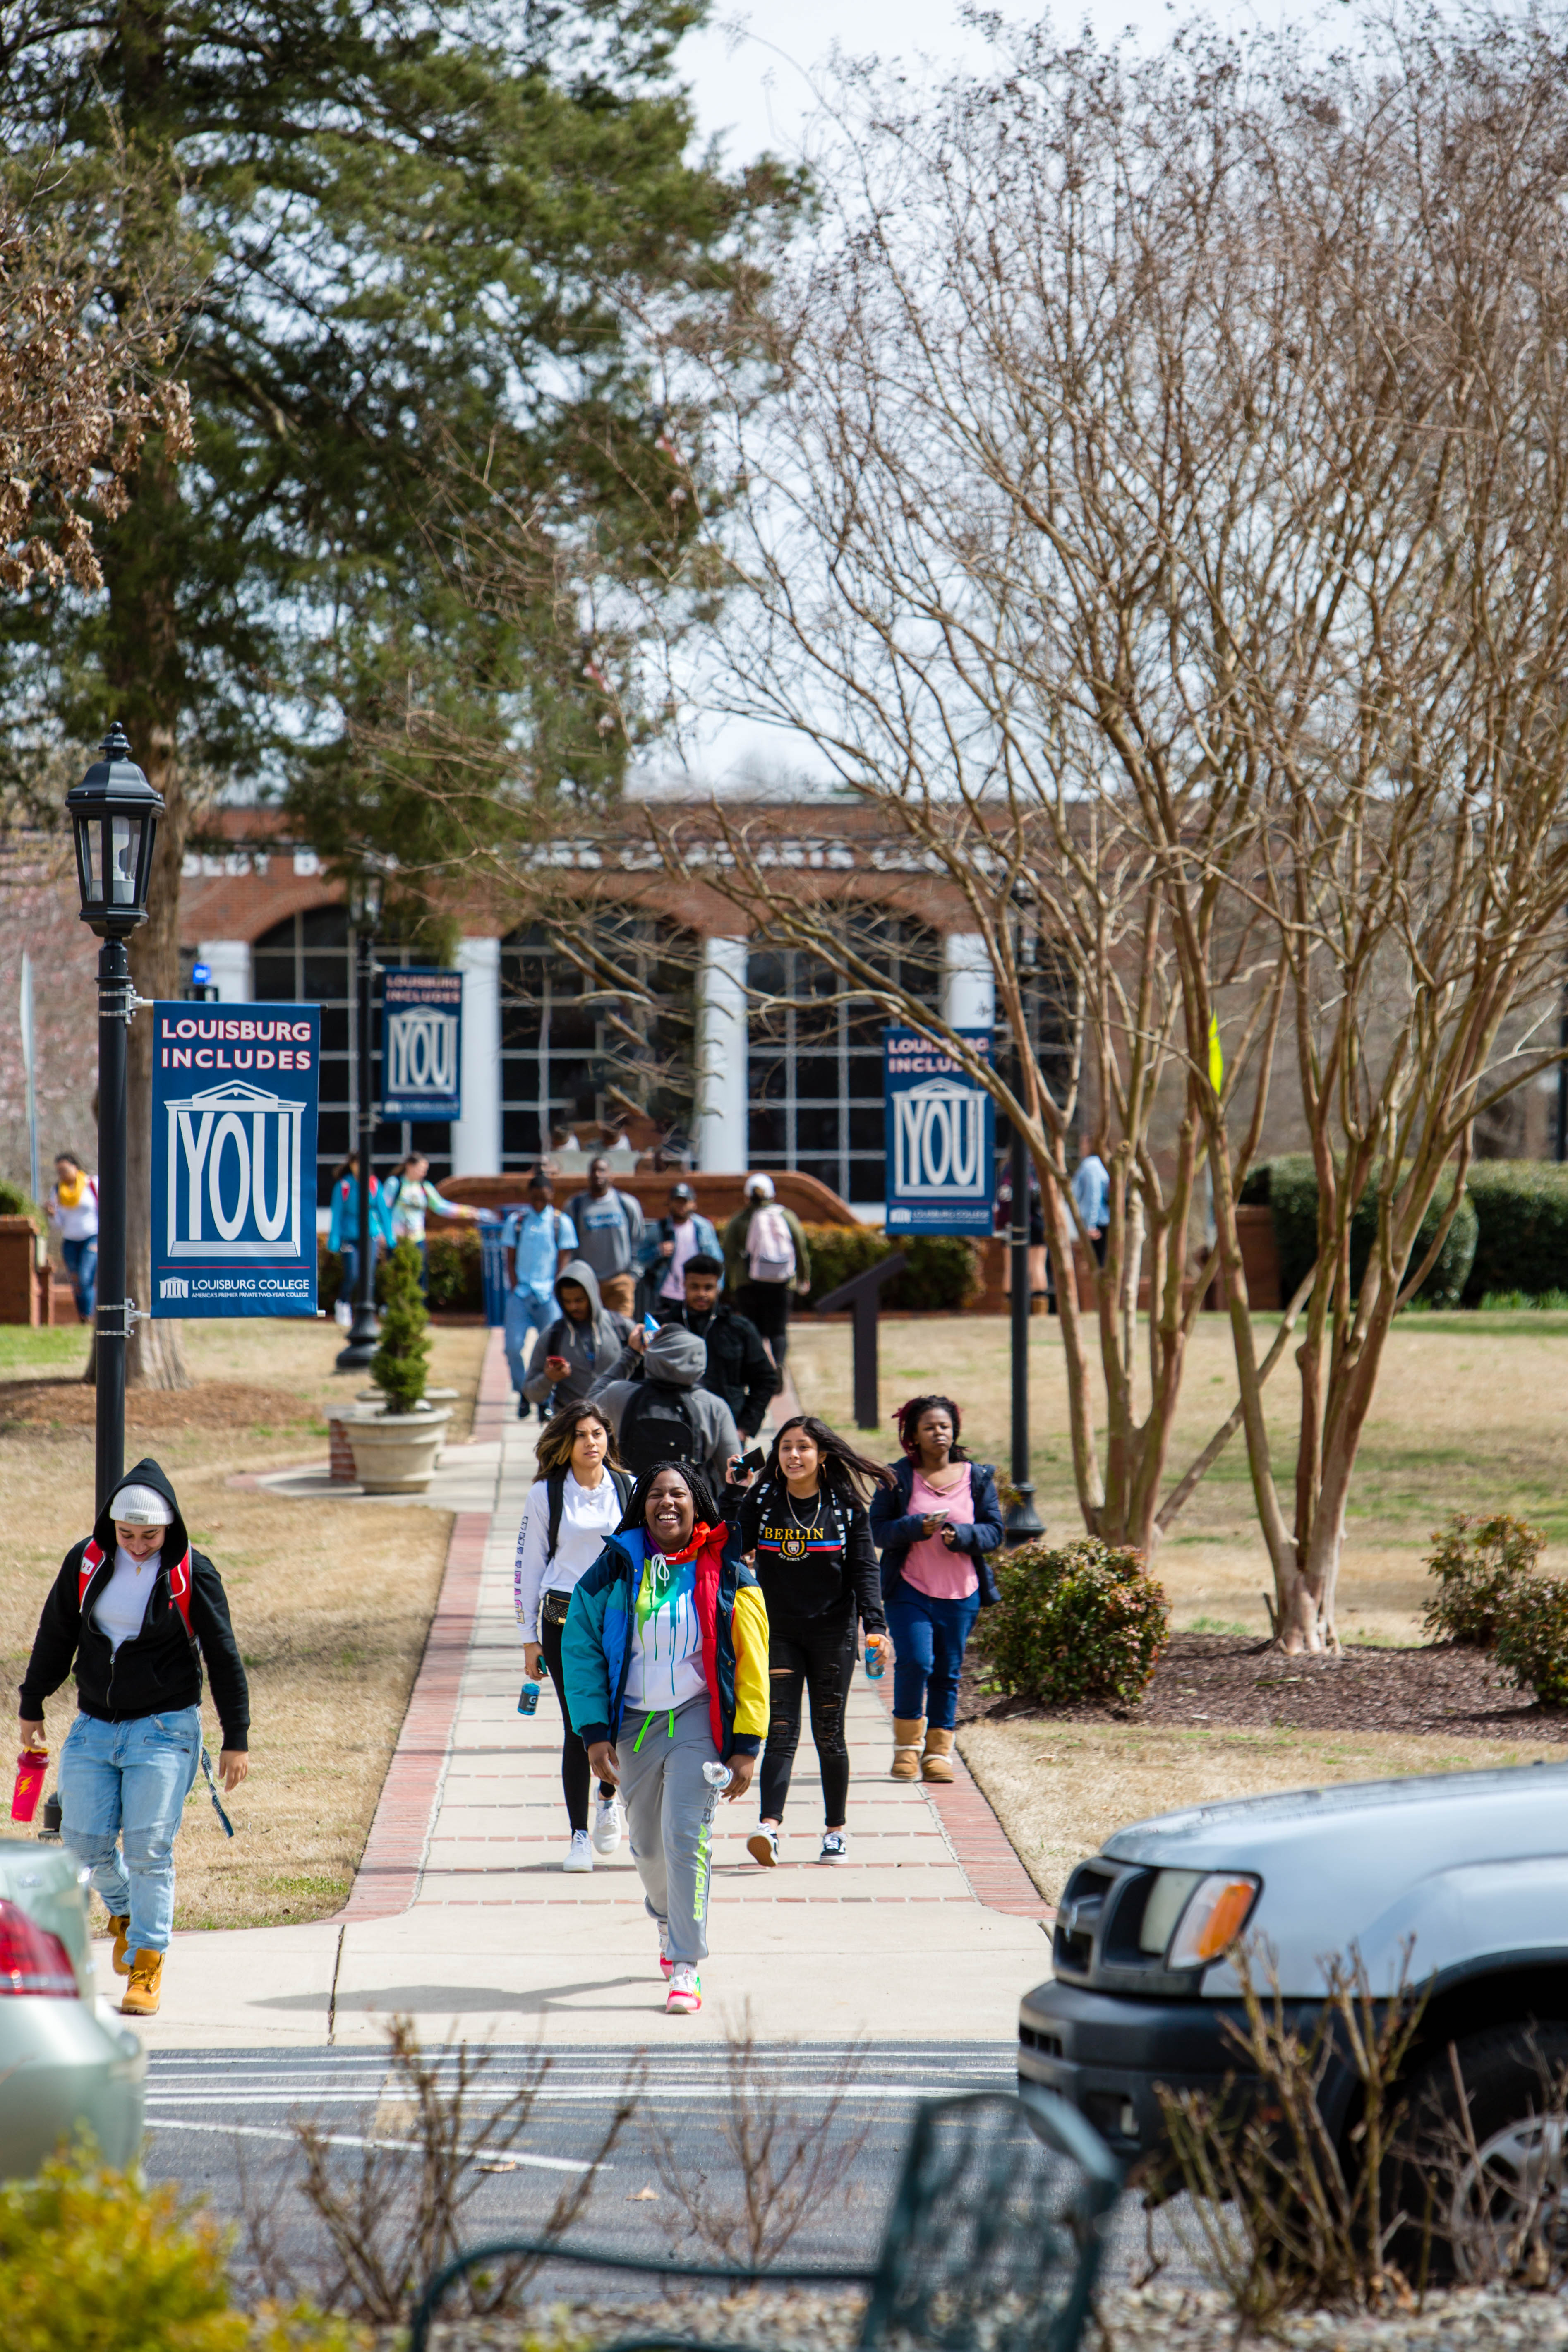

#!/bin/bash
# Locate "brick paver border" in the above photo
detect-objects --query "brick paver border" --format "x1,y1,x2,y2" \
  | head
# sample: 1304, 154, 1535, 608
865, 1669, 1053, 1921
333, 1329, 512, 1922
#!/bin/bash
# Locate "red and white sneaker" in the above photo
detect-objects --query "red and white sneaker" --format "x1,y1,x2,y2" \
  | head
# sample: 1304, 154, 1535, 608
666, 1963, 701, 2014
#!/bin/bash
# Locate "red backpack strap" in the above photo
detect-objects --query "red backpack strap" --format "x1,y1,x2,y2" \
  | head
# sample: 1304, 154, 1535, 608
78, 1538, 104, 1610
168, 1549, 194, 1642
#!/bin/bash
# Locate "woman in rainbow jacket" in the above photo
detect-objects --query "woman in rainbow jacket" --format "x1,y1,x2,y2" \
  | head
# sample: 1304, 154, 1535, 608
561, 1458, 768, 2016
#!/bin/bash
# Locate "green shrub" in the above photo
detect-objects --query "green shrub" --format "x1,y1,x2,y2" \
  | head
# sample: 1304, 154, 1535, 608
976, 1536, 1170, 1707
1422, 1511, 1545, 1647
799, 1224, 982, 1314
1495, 1578, 1568, 1708
425, 1224, 482, 1311
1479, 1289, 1531, 1312
370, 1239, 431, 1413
1464, 1160, 1568, 1303
1240, 1155, 1478, 1309
0, 1177, 44, 1232
0, 2147, 363, 2350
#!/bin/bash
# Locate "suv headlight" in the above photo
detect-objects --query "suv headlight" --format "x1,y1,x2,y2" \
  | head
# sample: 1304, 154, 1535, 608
1164, 1872, 1261, 1969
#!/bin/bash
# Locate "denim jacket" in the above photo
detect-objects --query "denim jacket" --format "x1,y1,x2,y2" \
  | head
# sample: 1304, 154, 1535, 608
868, 1456, 1005, 1607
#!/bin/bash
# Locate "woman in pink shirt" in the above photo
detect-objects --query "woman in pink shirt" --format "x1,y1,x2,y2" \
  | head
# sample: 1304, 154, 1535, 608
869, 1395, 1004, 1784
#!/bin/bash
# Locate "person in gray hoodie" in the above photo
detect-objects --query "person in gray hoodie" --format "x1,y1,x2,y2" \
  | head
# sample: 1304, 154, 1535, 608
588, 1323, 741, 1487
522, 1259, 632, 1415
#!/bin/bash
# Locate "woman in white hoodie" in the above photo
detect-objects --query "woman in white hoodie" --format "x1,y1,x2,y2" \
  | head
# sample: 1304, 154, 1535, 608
515, 1402, 633, 1872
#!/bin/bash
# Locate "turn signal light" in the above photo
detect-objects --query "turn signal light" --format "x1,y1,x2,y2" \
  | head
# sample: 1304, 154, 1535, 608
0, 1900, 79, 1996
1167, 1873, 1260, 1969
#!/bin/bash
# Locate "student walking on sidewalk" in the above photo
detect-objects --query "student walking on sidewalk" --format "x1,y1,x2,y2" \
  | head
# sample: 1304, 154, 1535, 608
17, 1459, 249, 2018
739, 1416, 893, 1866
515, 1403, 633, 1872
562, 1461, 768, 2015
870, 1396, 1002, 1785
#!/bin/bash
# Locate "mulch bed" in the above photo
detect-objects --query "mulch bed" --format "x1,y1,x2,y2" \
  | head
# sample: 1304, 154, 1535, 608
0, 1377, 319, 1433
957, 1628, 1568, 1744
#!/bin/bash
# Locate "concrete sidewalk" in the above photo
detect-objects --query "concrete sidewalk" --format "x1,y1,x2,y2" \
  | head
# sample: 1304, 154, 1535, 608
109, 1333, 1049, 2047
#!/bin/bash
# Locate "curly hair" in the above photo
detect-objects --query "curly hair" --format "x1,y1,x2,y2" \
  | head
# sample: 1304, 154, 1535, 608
533, 1400, 623, 1481
760, 1414, 896, 1501
894, 1395, 969, 1460
616, 1458, 726, 1537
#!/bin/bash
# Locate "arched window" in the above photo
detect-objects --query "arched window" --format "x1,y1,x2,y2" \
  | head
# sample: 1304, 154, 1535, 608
747, 914, 942, 1206
250, 909, 453, 1205
499, 914, 696, 1167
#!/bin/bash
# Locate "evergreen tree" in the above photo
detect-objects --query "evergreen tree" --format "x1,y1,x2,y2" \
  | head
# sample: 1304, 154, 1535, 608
0, 0, 787, 1381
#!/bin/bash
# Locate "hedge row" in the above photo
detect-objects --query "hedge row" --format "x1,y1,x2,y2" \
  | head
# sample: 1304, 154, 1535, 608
798, 1224, 983, 1314
317, 1227, 483, 1313
1240, 1154, 1478, 1307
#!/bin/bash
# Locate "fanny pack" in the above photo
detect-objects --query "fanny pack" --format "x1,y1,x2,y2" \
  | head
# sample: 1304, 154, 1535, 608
540, 1589, 573, 1628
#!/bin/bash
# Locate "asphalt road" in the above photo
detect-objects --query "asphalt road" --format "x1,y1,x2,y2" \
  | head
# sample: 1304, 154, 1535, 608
142, 2039, 1193, 2303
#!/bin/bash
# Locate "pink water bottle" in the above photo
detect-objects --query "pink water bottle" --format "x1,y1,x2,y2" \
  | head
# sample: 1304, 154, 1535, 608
12, 1748, 47, 1825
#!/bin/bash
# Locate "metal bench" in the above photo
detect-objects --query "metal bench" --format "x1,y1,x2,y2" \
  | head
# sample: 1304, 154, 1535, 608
409, 2086, 1121, 2352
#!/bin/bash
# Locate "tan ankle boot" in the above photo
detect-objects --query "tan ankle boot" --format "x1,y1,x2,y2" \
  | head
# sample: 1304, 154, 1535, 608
922, 1727, 956, 1783
108, 1915, 131, 1977
120, 1950, 164, 2017
891, 1718, 925, 1780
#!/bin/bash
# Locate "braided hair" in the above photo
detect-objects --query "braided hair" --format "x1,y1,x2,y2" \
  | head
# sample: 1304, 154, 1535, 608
615, 1458, 726, 1538
894, 1395, 969, 1461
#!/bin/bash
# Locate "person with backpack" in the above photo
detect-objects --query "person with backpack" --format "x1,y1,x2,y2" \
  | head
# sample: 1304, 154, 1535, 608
565, 1155, 645, 1318
17, 1458, 250, 2019
515, 1402, 633, 1871
327, 1153, 395, 1317
738, 1415, 894, 1866
521, 1259, 631, 1416
503, 1170, 578, 1417
639, 1182, 721, 1312
721, 1174, 812, 1371
562, 1458, 767, 2014
588, 1323, 741, 1488
869, 1394, 1004, 1785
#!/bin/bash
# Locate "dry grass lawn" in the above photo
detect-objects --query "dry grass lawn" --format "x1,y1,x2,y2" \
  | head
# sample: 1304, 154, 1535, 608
0, 1316, 486, 1930
790, 1308, 1568, 1896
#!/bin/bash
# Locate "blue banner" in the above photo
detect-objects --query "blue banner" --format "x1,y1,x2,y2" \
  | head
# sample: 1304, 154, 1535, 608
150, 1002, 321, 1318
884, 1027, 995, 1235
381, 968, 462, 1121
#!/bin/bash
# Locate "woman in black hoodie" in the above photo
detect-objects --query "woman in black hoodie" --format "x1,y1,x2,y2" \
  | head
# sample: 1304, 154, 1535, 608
18, 1456, 250, 2019
738, 1416, 894, 1866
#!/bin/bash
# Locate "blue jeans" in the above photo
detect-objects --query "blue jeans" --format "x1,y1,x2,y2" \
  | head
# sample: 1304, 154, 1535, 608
887, 1588, 982, 1730
504, 1287, 554, 1393
58, 1707, 202, 1954
62, 1235, 97, 1322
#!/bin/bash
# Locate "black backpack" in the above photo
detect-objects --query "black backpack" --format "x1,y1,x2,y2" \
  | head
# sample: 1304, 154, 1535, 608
543, 1466, 633, 1564
618, 1382, 698, 1479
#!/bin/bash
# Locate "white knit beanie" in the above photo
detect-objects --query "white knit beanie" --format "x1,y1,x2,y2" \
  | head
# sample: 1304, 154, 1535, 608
109, 1483, 173, 1527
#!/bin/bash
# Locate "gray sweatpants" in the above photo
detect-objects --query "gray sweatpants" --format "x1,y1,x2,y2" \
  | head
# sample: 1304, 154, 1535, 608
618, 1696, 722, 1968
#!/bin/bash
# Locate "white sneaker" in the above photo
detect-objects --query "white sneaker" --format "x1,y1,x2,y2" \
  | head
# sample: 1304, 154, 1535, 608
666, 1962, 701, 2014
819, 1830, 849, 1863
658, 1922, 673, 1979
562, 1831, 594, 1873
592, 1793, 623, 1855
746, 1825, 780, 1868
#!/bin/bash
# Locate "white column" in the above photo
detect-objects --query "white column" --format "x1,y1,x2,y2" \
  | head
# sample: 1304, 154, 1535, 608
695, 934, 749, 1173
942, 931, 995, 1033
450, 935, 502, 1175
197, 939, 253, 1003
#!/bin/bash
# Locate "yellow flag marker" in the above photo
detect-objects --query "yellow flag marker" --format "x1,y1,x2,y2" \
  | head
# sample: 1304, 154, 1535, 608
1208, 1014, 1223, 1095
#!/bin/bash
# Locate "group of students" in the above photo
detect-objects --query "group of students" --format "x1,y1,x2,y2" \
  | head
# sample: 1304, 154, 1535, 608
512, 1386, 1002, 2014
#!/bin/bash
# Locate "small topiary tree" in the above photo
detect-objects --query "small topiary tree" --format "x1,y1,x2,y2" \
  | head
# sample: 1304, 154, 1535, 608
369, 1240, 430, 1414
1422, 1512, 1545, 1647
1495, 1579, 1568, 1708
977, 1536, 1170, 1707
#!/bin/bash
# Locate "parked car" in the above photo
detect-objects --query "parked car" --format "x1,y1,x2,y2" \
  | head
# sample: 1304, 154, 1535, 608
0, 1841, 144, 2174
1019, 1761, 1568, 2244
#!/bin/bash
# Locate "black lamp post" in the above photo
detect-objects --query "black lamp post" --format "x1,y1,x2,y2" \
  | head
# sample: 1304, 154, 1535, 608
335, 864, 385, 1371
66, 724, 164, 1511
1004, 889, 1044, 1547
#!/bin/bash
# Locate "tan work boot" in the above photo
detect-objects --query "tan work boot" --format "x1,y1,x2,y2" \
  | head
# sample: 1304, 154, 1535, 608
120, 1950, 164, 2017
922, 1727, 956, 1783
108, 1914, 132, 1977
891, 1718, 925, 1780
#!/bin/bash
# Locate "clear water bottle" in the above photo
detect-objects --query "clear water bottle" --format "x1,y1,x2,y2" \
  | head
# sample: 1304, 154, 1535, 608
518, 1680, 540, 1717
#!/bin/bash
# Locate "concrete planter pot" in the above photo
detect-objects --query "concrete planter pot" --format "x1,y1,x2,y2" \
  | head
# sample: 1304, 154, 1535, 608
357, 1385, 458, 1409
345, 1405, 452, 1495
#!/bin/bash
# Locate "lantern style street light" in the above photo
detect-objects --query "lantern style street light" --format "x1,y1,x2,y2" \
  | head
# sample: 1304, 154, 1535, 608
66, 724, 164, 1509
336, 861, 386, 1371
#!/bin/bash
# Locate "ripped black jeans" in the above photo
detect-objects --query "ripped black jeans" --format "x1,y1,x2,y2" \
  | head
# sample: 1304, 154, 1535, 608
759, 1614, 858, 1827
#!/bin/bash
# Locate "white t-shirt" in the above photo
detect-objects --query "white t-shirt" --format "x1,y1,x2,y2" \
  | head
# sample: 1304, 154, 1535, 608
622, 1547, 707, 1714
659, 1218, 703, 1301
513, 1470, 623, 1640
49, 1177, 99, 1241
93, 1544, 161, 1652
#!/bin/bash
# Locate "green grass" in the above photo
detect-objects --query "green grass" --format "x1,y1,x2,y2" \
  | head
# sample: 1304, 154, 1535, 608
0, 1328, 86, 1374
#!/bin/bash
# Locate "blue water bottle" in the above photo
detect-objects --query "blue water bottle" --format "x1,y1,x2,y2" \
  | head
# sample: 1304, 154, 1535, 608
865, 1637, 884, 1683
518, 1680, 540, 1716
